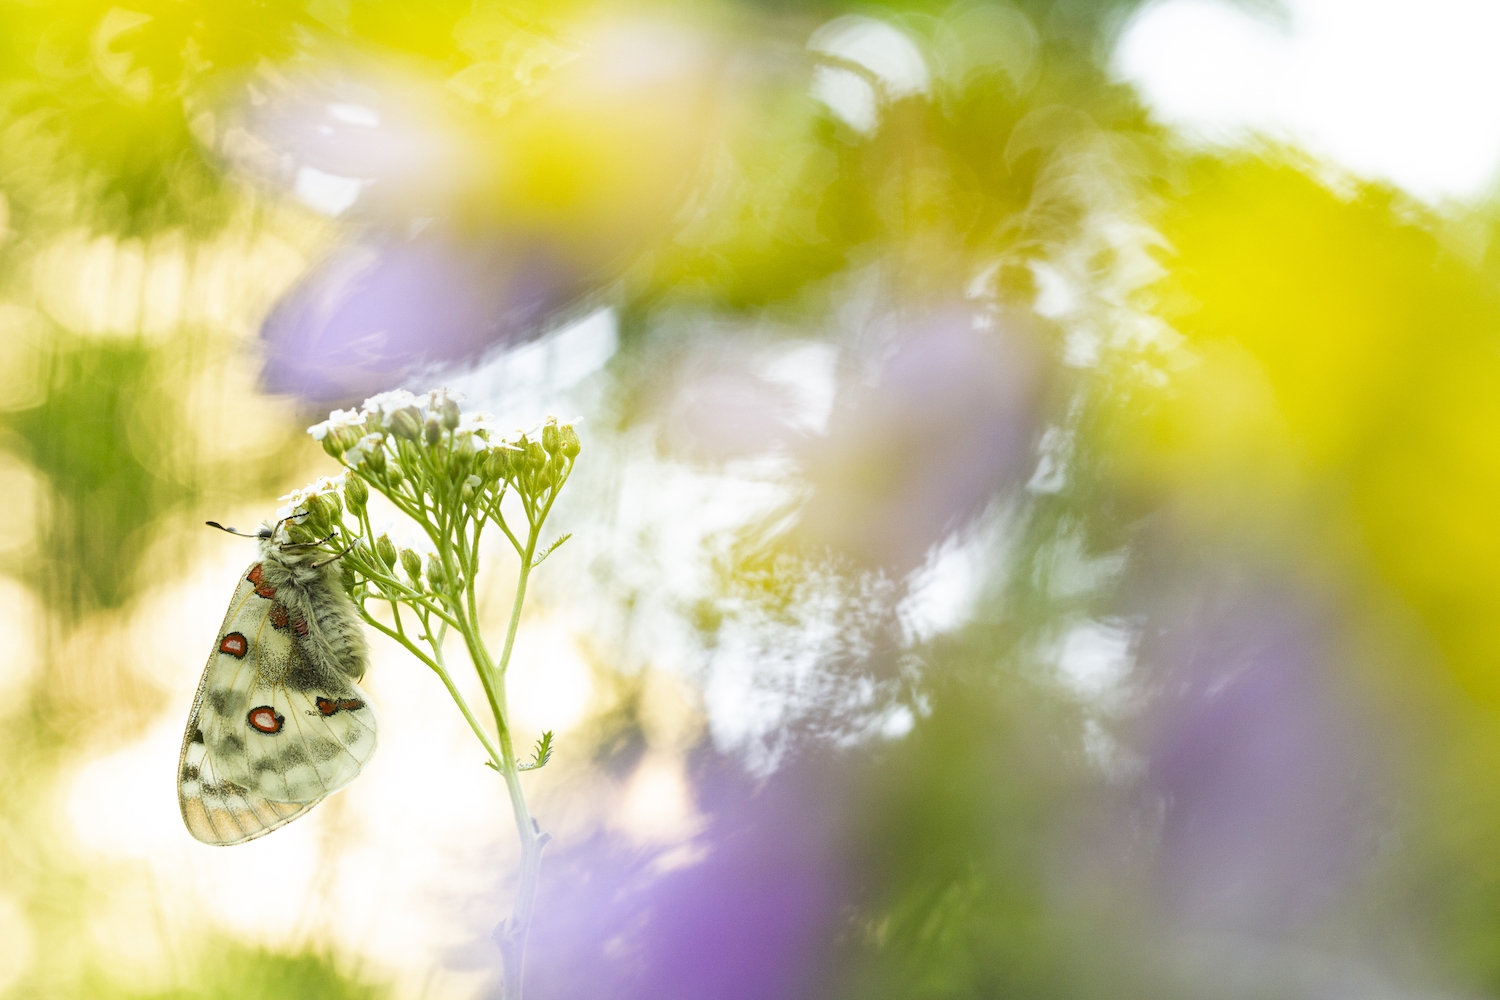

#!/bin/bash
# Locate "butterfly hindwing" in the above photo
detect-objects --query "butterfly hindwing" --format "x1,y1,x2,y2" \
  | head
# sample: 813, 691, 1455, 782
180, 725, 313, 844
243, 654, 376, 804
178, 557, 377, 845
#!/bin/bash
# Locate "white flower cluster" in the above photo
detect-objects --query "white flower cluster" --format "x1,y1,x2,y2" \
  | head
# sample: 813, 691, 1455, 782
306, 387, 549, 464
277, 473, 348, 520
308, 389, 465, 439
307, 408, 365, 441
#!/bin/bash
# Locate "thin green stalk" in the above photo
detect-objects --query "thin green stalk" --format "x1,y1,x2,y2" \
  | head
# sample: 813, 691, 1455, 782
300, 399, 578, 1000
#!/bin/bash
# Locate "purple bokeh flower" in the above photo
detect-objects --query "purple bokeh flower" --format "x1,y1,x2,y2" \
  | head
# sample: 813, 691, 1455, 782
259, 230, 586, 404
1135, 579, 1372, 936
797, 307, 1045, 572
515, 750, 858, 1000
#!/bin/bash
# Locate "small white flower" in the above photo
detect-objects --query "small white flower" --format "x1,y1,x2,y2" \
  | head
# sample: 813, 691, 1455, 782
308, 408, 366, 441
276, 473, 348, 518
361, 389, 423, 417
343, 432, 387, 467
460, 410, 501, 433
465, 475, 482, 489
428, 386, 466, 409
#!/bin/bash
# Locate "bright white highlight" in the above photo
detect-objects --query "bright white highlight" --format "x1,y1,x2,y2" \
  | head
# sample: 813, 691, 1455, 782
1115, 0, 1500, 202
505, 618, 595, 735
811, 66, 879, 135
1054, 620, 1134, 702
809, 16, 930, 134
810, 17, 931, 98
613, 752, 701, 846
326, 103, 381, 128
293, 165, 366, 216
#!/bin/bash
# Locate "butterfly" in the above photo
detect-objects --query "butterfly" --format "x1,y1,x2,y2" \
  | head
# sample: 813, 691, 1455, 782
178, 522, 376, 845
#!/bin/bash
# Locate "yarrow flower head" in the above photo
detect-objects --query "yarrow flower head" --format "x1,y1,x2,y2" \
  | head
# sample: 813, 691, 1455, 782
360, 389, 423, 418
308, 408, 365, 442
306, 389, 581, 521
277, 473, 348, 520
280, 384, 584, 988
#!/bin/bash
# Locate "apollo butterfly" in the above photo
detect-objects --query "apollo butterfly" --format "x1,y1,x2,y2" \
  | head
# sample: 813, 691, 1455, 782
177, 522, 377, 845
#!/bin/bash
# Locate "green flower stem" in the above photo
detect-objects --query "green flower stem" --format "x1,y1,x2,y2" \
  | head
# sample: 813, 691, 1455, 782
359, 608, 504, 770
299, 402, 578, 1000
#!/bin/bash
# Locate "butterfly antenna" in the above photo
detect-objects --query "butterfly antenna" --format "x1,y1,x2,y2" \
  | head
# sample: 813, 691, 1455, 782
310, 543, 356, 570
280, 531, 339, 550
205, 521, 263, 538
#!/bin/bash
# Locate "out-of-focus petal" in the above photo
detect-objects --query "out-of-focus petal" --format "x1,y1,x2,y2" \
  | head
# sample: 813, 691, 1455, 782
798, 308, 1045, 572
259, 230, 585, 404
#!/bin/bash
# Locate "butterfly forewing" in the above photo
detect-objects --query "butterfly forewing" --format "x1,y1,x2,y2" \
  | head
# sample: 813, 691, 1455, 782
178, 558, 377, 845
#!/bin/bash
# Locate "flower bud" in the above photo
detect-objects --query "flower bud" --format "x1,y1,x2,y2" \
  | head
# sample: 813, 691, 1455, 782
425, 415, 442, 447
375, 533, 398, 568
426, 554, 446, 588
340, 561, 357, 594
363, 445, 387, 474
526, 441, 547, 471
542, 421, 561, 455
440, 397, 461, 430
450, 432, 476, 477
344, 475, 369, 514
483, 447, 508, 483
302, 494, 331, 532
400, 548, 424, 583
560, 425, 580, 459
388, 406, 423, 442
334, 426, 364, 454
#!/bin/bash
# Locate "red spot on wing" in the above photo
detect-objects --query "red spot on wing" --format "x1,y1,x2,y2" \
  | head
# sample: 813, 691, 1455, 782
268, 601, 308, 636
247, 564, 275, 599
219, 632, 248, 658
315, 697, 366, 716
247, 706, 284, 734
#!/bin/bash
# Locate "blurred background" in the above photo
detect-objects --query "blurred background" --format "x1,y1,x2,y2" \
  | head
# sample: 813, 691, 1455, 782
5, 0, 1500, 997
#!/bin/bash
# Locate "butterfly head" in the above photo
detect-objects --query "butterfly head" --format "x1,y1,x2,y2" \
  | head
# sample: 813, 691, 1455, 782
207, 518, 331, 566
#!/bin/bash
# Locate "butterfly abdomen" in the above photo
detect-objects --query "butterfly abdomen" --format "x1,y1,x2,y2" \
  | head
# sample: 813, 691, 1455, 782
257, 545, 369, 682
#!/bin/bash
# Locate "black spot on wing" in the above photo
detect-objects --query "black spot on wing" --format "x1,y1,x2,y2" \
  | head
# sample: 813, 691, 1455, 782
202, 778, 248, 797
206, 687, 233, 715
191, 727, 205, 744
307, 737, 347, 763
250, 741, 311, 775
181, 764, 201, 781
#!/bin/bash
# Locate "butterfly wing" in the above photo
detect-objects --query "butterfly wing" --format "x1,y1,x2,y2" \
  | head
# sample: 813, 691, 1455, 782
178, 561, 378, 845
243, 652, 377, 805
